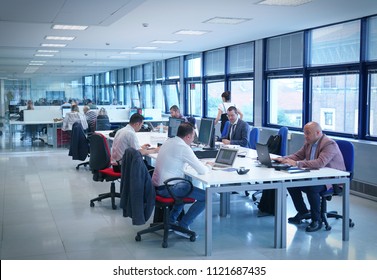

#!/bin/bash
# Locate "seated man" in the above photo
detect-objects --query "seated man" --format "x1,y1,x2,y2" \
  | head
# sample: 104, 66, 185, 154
218, 106, 249, 148
152, 122, 210, 237
83, 106, 97, 134
111, 113, 159, 172
275, 121, 346, 232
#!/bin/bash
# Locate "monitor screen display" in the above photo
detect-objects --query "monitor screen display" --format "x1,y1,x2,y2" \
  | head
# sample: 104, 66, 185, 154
62, 107, 71, 118
167, 117, 184, 138
198, 118, 215, 148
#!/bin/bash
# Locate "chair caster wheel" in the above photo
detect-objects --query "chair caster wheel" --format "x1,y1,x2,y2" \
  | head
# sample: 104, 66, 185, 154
325, 225, 331, 231
76, 166, 79, 170
135, 235, 141, 242
190, 235, 196, 242
162, 242, 168, 248
112, 205, 117, 210
90, 202, 94, 207
350, 221, 355, 227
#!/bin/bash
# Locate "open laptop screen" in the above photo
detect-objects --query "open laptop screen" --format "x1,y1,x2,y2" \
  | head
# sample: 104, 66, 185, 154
215, 148, 238, 166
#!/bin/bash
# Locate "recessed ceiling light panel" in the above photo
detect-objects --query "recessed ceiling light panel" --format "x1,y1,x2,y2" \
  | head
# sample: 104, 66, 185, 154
151, 40, 179, 44
174, 30, 210, 36
41, 43, 67, 47
52, 24, 88, 30
45, 36, 75, 41
134, 46, 158, 50
257, 0, 312, 6
203, 17, 251, 25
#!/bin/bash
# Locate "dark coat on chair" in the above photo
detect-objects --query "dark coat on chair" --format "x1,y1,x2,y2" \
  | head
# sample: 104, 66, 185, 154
120, 148, 155, 225
68, 122, 89, 161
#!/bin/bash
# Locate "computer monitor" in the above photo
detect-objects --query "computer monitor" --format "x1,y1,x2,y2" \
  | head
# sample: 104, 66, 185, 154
62, 107, 71, 118
198, 118, 216, 150
167, 117, 184, 138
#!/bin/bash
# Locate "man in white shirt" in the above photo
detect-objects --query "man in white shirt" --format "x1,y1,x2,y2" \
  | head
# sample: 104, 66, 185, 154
152, 122, 209, 235
111, 113, 158, 171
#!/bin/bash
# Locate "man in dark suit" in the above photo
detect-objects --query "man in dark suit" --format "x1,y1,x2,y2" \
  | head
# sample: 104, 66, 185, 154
275, 121, 346, 232
219, 106, 249, 148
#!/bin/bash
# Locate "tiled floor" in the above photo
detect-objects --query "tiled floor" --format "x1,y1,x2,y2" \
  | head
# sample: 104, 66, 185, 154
1, 131, 377, 260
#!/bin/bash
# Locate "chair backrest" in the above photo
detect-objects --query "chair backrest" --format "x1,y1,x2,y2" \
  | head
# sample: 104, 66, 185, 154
96, 115, 111, 131
278, 126, 288, 156
335, 140, 354, 179
89, 133, 111, 171
221, 120, 230, 138
248, 127, 260, 149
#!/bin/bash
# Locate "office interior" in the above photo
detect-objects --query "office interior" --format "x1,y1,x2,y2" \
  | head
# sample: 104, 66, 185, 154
1, 0, 377, 260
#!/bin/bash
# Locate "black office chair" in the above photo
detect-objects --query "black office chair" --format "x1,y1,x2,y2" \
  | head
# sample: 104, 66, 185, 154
89, 133, 121, 210
320, 140, 355, 230
135, 178, 197, 248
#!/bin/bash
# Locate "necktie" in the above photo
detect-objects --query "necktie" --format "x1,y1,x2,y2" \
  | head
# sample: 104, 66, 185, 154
230, 124, 236, 140
310, 142, 318, 160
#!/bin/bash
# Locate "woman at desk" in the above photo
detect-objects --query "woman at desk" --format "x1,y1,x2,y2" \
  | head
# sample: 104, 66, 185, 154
62, 104, 88, 131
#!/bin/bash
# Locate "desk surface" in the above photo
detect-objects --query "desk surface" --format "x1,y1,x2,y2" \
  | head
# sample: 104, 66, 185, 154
10, 120, 62, 125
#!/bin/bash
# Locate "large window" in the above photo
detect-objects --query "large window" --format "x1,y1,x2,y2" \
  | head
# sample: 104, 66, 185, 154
206, 81, 225, 118
309, 20, 360, 66
230, 79, 254, 122
187, 82, 203, 116
268, 77, 303, 128
311, 73, 359, 134
367, 16, 377, 61
369, 72, 377, 136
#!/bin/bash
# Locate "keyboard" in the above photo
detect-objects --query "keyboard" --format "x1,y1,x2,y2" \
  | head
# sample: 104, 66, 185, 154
194, 149, 218, 159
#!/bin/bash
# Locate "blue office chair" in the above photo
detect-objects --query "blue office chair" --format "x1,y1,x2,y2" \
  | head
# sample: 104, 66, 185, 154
248, 127, 260, 149
320, 140, 355, 230
278, 126, 288, 156
221, 121, 230, 139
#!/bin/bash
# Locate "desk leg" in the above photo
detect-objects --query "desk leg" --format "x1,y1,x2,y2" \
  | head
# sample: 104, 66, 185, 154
276, 184, 284, 248
343, 179, 350, 241
205, 188, 213, 256
219, 192, 230, 217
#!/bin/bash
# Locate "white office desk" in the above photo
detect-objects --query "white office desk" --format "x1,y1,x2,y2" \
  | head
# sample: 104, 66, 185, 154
9, 120, 62, 148
184, 151, 350, 256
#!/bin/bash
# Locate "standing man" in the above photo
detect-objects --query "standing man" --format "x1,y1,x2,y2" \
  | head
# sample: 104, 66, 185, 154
152, 122, 209, 237
218, 106, 249, 148
111, 113, 158, 172
275, 121, 345, 232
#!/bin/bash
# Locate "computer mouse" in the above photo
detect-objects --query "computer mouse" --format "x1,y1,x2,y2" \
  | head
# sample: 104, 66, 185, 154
237, 167, 250, 175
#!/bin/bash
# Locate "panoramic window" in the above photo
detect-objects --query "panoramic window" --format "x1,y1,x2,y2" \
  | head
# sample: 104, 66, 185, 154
369, 72, 377, 137
309, 20, 360, 66
311, 73, 359, 134
268, 77, 303, 128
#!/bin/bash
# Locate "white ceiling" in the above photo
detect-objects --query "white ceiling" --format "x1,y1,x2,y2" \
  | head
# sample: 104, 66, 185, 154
1, 0, 377, 80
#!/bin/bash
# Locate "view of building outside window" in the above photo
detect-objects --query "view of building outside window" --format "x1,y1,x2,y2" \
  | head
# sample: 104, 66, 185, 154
187, 82, 203, 116
268, 77, 303, 128
230, 80, 254, 123
206, 81, 224, 118
311, 73, 359, 134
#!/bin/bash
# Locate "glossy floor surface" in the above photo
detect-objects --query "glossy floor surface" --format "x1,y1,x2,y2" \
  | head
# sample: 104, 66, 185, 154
1, 133, 377, 260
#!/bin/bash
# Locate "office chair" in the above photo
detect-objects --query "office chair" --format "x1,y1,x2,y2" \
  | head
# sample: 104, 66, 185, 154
96, 115, 111, 131
221, 121, 230, 139
248, 127, 260, 149
320, 140, 355, 230
69, 121, 90, 170
135, 178, 197, 248
89, 133, 121, 210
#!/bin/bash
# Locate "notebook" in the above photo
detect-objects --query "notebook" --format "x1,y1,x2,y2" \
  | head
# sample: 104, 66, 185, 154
212, 147, 238, 169
255, 143, 291, 170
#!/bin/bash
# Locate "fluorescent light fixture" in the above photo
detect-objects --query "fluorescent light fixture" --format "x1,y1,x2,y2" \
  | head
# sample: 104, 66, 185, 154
24, 66, 39, 73
45, 36, 75, 41
133, 46, 158, 50
37, 49, 59, 53
151, 40, 179, 44
203, 17, 251, 25
52, 24, 88, 30
30, 61, 46, 64
174, 30, 209, 36
41, 43, 67, 47
34, 54, 54, 57
257, 0, 312, 6
119, 51, 140, 55
29, 63, 44, 66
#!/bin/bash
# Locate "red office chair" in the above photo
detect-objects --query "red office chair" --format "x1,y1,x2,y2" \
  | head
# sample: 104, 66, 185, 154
89, 133, 121, 210
135, 178, 197, 248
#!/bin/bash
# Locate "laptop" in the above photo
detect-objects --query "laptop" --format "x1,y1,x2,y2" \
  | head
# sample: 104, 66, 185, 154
212, 147, 238, 169
255, 143, 291, 170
